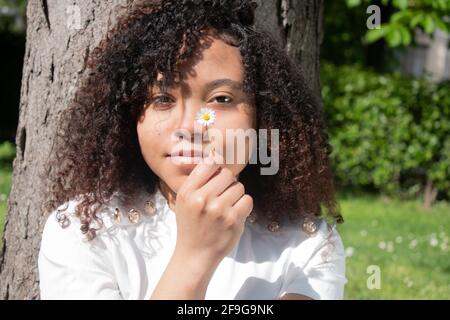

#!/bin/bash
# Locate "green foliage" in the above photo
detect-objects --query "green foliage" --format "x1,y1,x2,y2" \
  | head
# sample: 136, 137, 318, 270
349, 0, 450, 47
322, 1, 369, 65
0, 141, 15, 166
0, 0, 26, 33
0, 166, 12, 242
321, 63, 450, 198
0, 142, 14, 241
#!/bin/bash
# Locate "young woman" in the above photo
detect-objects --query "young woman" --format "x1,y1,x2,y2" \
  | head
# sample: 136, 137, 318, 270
38, 0, 346, 300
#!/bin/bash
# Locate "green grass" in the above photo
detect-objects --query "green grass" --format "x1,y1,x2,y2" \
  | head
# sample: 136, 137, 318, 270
0, 165, 448, 299
337, 194, 450, 299
0, 141, 15, 243
0, 166, 12, 241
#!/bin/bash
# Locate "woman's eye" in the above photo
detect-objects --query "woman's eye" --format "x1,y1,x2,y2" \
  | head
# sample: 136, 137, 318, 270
211, 95, 233, 104
152, 95, 174, 107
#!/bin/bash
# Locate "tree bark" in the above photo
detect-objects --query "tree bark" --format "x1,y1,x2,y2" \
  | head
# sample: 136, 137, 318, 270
255, 0, 324, 95
423, 177, 438, 209
0, 0, 324, 299
0, 0, 128, 300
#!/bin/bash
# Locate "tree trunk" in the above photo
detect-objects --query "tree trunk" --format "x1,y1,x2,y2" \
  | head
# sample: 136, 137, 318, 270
423, 177, 438, 209
0, 0, 128, 300
0, 0, 324, 299
254, 0, 324, 95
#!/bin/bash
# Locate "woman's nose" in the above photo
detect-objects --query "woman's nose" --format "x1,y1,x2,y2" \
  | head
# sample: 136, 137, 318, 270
174, 103, 205, 142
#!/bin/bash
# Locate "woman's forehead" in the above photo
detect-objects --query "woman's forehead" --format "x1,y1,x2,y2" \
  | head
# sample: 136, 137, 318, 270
154, 37, 244, 92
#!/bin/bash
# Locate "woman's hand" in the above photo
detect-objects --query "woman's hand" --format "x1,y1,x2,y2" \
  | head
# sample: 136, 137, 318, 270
173, 151, 254, 264
150, 151, 253, 299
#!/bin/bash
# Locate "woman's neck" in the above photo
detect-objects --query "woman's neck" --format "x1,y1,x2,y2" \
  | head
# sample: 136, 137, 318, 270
158, 180, 177, 212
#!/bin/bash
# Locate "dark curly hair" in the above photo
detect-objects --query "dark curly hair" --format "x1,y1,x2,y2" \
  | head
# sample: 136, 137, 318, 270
44, 0, 343, 241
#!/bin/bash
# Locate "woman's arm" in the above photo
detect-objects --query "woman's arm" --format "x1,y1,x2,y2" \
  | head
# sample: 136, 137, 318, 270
150, 249, 221, 300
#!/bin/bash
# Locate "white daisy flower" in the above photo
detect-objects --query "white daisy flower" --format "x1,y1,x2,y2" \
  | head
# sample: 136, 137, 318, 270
345, 246, 354, 257
430, 237, 439, 247
196, 108, 216, 127
409, 239, 418, 249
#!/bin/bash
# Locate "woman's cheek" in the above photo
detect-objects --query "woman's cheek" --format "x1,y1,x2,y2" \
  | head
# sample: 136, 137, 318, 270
215, 113, 255, 175
137, 115, 164, 160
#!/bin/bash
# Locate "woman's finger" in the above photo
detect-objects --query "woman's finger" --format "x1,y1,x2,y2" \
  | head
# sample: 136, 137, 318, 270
231, 194, 253, 223
198, 167, 237, 198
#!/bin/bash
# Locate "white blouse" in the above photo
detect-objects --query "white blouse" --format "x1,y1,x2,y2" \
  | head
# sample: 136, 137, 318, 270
38, 187, 347, 300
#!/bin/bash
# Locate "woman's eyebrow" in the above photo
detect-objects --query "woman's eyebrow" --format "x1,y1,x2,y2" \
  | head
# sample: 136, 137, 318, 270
204, 78, 244, 92
151, 78, 244, 96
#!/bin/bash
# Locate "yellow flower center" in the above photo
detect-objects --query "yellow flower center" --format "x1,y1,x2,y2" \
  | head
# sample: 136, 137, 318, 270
202, 114, 210, 121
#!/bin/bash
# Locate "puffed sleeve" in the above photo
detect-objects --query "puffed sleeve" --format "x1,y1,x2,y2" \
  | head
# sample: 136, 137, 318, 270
38, 203, 123, 300
279, 222, 347, 300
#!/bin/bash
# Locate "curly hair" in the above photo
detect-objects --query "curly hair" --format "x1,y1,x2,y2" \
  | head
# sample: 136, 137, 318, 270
44, 0, 343, 241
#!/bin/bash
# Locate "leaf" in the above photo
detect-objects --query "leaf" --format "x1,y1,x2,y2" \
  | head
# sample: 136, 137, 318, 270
399, 25, 412, 46
391, 11, 408, 23
434, 0, 448, 11
386, 28, 403, 47
421, 14, 435, 34
393, 0, 409, 10
410, 12, 424, 28
346, 0, 362, 8
366, 27, 387, 43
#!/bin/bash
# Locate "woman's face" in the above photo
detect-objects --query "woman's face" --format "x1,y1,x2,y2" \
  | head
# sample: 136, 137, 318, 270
137, 35, 256, 194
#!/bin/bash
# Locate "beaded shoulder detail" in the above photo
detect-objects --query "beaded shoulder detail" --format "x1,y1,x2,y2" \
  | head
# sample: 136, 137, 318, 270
103, 187, 170, 228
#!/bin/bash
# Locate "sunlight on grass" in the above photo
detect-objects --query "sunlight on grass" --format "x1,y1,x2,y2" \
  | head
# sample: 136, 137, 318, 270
337, 195, 450, 299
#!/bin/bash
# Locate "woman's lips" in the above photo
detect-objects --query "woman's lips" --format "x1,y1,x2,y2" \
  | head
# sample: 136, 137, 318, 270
168, 149, 207, 164
170, 149, 205, 157
170, 155, 203, 164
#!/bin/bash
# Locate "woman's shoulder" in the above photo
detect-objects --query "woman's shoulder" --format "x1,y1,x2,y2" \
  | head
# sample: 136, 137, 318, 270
40, 199, 112, 257
41, 200, 84, 244
247, 214, 343, 245
243, 215, 345, 264
39, 199, 124, 299
40, 188, 162, 248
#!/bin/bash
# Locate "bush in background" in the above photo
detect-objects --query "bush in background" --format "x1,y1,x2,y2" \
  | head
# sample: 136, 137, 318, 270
321, 63, 450, 206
